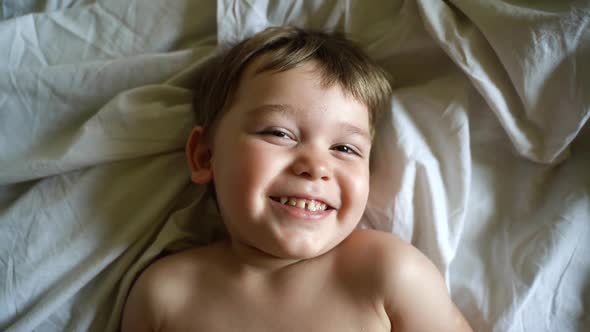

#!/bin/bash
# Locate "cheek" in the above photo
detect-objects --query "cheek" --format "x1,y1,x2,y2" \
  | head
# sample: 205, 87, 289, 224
340, 165, 370, 213
212, 140, 279, 214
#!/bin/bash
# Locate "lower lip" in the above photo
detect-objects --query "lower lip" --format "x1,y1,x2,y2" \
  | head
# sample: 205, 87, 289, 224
269, 198, 333, 221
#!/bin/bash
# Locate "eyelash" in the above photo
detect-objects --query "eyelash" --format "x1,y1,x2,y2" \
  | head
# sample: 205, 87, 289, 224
333, 145, 359, 156
263, 128, 293, 139
259, 128, 362, 157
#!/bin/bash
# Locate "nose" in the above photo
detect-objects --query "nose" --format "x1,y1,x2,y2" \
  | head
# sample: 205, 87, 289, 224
291, 147, 331, 181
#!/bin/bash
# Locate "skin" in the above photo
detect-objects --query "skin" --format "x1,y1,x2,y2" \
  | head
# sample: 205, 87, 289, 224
121, 57, 473, 332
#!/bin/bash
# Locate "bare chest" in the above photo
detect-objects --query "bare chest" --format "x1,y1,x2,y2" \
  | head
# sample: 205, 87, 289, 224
168, 296, 388, 331
164, 273, 390, 331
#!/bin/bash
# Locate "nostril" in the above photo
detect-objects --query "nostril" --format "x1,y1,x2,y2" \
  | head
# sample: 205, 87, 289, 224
292, 163, 330, 180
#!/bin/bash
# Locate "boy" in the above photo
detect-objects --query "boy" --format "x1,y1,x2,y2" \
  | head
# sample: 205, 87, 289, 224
122, 27, 472, 331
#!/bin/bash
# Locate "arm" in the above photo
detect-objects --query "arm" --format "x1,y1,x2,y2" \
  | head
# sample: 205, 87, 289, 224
121, 262, 173, 332
383, 241, 472, 331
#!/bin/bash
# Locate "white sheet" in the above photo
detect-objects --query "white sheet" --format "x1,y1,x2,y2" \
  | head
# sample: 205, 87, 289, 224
1, 1, 589, 331
1, 1, 217, 331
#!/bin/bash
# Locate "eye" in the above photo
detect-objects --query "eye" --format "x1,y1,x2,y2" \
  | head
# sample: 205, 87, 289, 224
333, 144, 360, 156
268, 129, 289, 138
259, 128, 294, 140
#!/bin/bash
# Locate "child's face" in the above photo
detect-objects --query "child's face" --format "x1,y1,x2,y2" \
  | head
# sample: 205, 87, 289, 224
191, 57, 371, 260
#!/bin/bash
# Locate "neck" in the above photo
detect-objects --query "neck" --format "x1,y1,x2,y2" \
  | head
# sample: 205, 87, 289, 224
224, 239, 304, 276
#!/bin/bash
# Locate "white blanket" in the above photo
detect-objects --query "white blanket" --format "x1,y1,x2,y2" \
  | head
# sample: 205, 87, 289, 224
1, 1, 589, 331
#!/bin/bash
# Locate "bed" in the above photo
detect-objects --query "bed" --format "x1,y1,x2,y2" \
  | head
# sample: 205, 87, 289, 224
1, 1, 588, 331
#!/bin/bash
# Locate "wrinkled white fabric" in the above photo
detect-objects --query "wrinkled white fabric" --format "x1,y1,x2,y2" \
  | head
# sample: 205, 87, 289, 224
0, 1, 588, 331
0, 1, 217, 331
418, 0, 590, 164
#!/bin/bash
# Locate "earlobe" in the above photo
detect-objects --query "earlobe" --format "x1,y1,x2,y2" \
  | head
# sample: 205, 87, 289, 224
186, 126, 214, 184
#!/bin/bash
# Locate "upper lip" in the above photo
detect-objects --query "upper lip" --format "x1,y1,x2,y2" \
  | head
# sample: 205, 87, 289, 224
270, 194, 337, 209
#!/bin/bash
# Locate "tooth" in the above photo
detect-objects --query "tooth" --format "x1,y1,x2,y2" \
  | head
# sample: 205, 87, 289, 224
296, 199, 306, 209
280, 197, 328, 211
313, 201, 320, 212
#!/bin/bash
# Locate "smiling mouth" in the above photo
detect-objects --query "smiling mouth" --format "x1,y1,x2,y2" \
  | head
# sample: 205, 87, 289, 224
270, 196, 334, 212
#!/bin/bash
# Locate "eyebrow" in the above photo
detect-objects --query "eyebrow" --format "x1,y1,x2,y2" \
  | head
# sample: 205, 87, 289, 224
246, 103, 371, 141
339, 123, 371, 142
245, 103, 296, 117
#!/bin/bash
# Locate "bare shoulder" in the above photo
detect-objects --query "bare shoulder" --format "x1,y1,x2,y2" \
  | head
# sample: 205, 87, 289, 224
347, 229, 437, 277
339, 229, 472, 332
334, 229, 421, 300
338, 229, 417, 275
121, 244, 222, 332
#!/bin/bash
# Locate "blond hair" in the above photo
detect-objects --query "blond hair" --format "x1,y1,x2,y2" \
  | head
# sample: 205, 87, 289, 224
191, 26, 392, 139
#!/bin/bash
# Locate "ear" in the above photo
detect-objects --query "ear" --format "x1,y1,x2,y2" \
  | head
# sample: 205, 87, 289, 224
186, 126, 214, 184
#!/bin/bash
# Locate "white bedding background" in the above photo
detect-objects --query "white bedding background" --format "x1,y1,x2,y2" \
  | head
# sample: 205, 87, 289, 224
1, 1, 589, 331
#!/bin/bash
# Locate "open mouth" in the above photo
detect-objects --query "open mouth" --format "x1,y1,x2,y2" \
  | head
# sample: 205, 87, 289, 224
270, 196, 334, 212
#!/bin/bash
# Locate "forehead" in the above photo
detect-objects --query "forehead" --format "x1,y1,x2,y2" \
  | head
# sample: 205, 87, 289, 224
230, 55, 370, 127
239, 54, 325, 95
